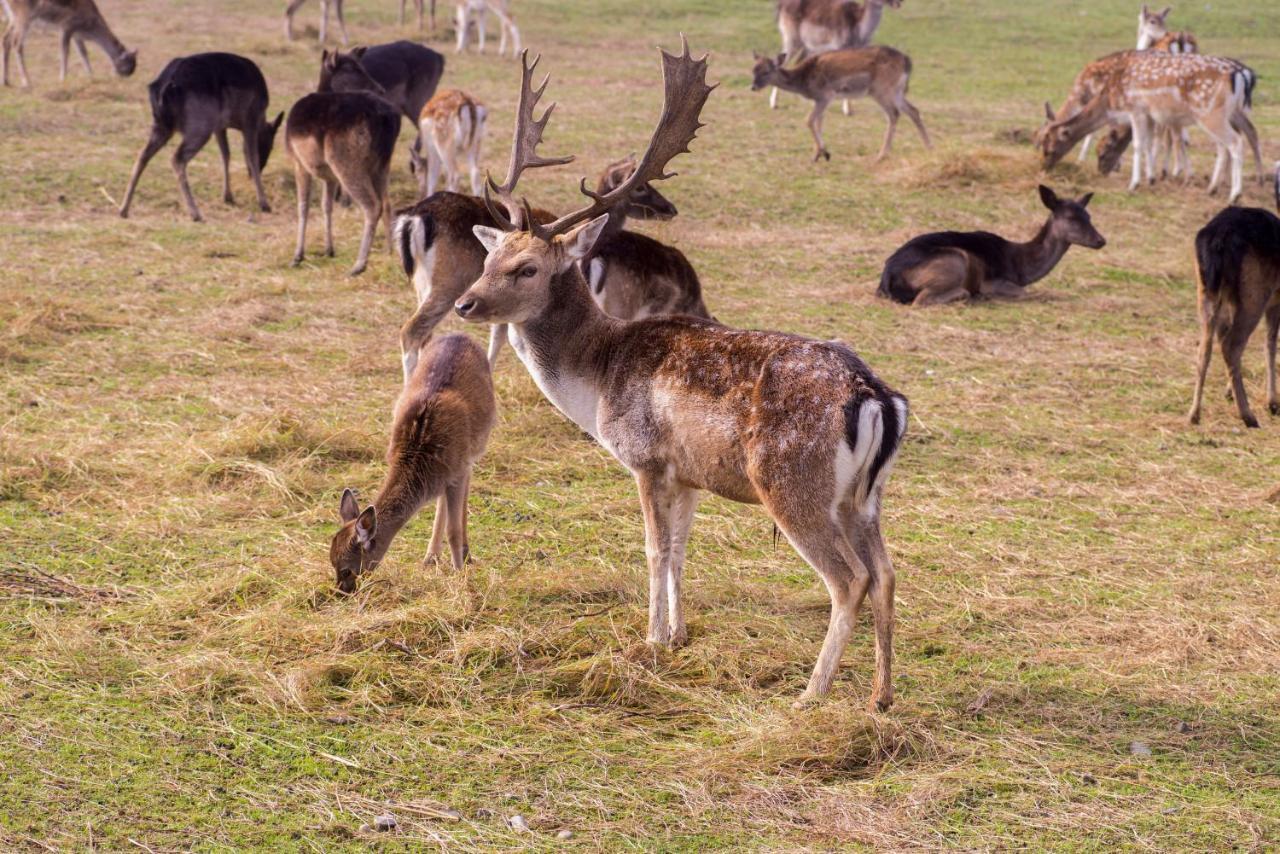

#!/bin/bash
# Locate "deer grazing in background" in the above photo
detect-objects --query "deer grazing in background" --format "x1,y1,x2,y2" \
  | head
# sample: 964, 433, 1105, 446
408, 89, 487, 197
330, 333, 496, 593
878, 185, 1106, 307
286, 49, 402, 275
750, 47, 930, 162
118, 53, 283, 222
393, 156, 711, 380
400, 0, 436, 33
323, 41, 445, 154
455, 0, 520, 57
454, 43, 908, 712
2, 0, 135, 87
285, 0, 347, 44
771, 0, 901, 113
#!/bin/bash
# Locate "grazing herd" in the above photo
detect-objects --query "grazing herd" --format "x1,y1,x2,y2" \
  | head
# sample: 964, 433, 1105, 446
3, 0, 1277, 713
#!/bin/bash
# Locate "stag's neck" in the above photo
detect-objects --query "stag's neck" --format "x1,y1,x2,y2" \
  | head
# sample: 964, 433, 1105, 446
363, 479, 427, 568
1009, 218, 1070, 287
855, 1, 884, 44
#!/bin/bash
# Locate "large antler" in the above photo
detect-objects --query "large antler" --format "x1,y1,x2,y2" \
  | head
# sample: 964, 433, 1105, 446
484, 50, 575, 231
530, 35, 716, 241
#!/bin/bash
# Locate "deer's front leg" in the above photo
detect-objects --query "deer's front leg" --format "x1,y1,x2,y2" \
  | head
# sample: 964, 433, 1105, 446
666, 487, 699, 648
634, 470, 675, 647
807, 99, 831, 162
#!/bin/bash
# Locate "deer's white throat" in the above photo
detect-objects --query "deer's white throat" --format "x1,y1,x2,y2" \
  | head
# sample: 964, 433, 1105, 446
507, 325, 603, 443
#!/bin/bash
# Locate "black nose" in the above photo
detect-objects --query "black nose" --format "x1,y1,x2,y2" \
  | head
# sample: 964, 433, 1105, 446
455, 299, 477, 318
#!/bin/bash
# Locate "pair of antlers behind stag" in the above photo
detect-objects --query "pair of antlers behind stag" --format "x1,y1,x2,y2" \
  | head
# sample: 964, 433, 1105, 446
483, 36, 715, 241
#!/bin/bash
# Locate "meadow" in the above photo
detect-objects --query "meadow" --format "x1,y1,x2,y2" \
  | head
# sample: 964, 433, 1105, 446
1, 0, 1279, 848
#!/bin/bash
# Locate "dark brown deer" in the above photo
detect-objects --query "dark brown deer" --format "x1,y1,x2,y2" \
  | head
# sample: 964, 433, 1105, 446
286, 49, 402, 275
326, 41, 445, 133
2, 0, 135, 87
454, 42, 909, 712
878, 185, 1106, 307
330, 333, 496, 593
771, 0, 900, 112
118, 53, 283, 222
284, 0, 347, 44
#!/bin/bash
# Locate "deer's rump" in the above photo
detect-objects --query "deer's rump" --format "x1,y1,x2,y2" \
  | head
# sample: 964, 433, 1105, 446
878, 230, 1010, 303
1195, 207, 1280, 298
148, 53, 267, 127
285, 92, 402, 162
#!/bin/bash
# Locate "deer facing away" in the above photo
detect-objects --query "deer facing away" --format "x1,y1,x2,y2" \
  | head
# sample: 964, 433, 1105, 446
455, 0, 520, 57
408, 89, 488, 197
330, 333, 496, 593
455, 44, 908, 712
2, 0, 136, 87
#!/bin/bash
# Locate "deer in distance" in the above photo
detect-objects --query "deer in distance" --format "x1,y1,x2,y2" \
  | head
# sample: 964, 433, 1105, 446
118, 53, 283, 222
455, 0, 520, 57
750, 46, 930, 162
330, 333, 496, 593
878, 185, 1106, 307
408, 89, 488, 197
393, 156, 710, 380
400, 0, 436, 33
286, 49, 402, 275
453, 43, 909, 712
771, 0, 901, 113
284, 0, 347, 44
2, 0, 135, 87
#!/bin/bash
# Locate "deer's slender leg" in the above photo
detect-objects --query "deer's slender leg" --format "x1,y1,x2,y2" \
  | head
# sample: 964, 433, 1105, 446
284, 0, 306, 40
321, 179, 337, 256
172, 131, 212, 222
467, 140, 482, 195
454, 4, 467, 52
333, 0, 349, 46
1187, 293, 1218, 425
1221, 322, 1260, 427
635, 469, 676, 647
343, 176, 380, 276
214, 130, 233, 204
12, 19, 32, 88
58, 29, 72, 81
1128, 114, 1149, 192
74, 37, 91, 75
399, 295, 457, 382
874, 97, 900, 162
424, 494, 448, 564
2, 26, 13, 87
382, 172, 394, 254
1078, 133, 1094, 163
849, 511, 896, 712
1264, 303, 1280, 416
899, 93, 931, 149
119, 125, 175, 218
1207, 144, 1227, 196
291, 166, 312, 266
666, 486, 699, 648
807, 98, 831, 162
241, 127, 271, 213
476, 10, 487, 53
444, 473, 469, 569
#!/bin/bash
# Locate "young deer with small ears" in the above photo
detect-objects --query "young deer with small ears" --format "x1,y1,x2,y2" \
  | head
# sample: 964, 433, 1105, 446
456, 43, 909, 711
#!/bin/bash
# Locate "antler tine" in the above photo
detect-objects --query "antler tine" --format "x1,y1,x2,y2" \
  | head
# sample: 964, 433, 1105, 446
539, 34, 716, 239
492, 50, 575, 230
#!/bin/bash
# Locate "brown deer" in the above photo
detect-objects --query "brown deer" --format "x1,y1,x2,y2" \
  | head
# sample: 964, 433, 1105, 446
750, 46, 930, 162
330, 333, 496, 593
771, 0, 900, 113
284, 0, 347, 44
455, 0, 520, 57
2, 0, 135, 87
118, 53, 283, 222
878, 185, 1106, 307
408, 89, 488, 197
1187, 177, 1280, 428
454, 43, 909, 712
1136, 5, 1198, 51
286, 49, 402, 276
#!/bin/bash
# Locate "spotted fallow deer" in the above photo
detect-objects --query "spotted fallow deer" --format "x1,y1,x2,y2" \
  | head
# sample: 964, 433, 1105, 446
771, 0, 900, 113
408, 89, 488, 197
454, 43, 909, 711
750, 46, 930, 162
2, 0, 136, 87
455, 0, 520, 58
330, 333, 496, 593
284, 0, 347, 44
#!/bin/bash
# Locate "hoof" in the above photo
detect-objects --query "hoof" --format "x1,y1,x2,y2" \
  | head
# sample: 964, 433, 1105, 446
1243, 415, 1260, 429
868, 696, 893, 714
348, 265, 367, 277
223, 194, 235, 205
791, 692, 819, 710
260, 202, 272, 214
290, 255, 303, 268
1187, 411, 1201, 425
668, 626, 689, 648
324, 247, 336, 258
118, 209, 129, 219
191, 213, 204, 223
1270, 402, 1279, 416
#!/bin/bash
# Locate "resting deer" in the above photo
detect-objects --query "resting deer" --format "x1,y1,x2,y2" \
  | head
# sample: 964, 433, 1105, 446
455, 0, 520, 57
118, 53, 283, 222
284, 0, 347, 44
771, 0, 900, 113
408, 89, 487, 197
455, 43, 908, 712
330, 333, 496, 593
393, 156, 711, 379
2, 0, 135, 87
286, 49, 402, 275
878, 185, 1106, 307
1187, 174, 1280, 428
750, 47, 930, 162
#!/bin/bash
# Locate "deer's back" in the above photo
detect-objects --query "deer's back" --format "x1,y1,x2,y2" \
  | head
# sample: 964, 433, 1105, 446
150, 53, 267, 122
393, 333, 495, 464
590, 230, 709, 321
356, 41, 446, 120
802, 45, 909, 88
286, 92, 401, 164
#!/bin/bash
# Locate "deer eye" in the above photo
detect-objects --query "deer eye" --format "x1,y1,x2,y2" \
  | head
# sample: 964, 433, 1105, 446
518, 265, 537, 279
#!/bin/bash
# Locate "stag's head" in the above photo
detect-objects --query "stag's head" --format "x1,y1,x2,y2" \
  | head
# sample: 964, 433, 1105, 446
330, 489, 376, 594
1138, 4, 1172, 49
455, 40, 714, 326
598, 155, 678, 221
318, 47, 386, 95
749, 52, 787, 91
1038, 185, 1106, 250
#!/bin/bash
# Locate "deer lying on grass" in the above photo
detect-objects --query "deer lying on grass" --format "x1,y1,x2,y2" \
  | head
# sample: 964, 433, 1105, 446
408, 89, 488, 197
455, 0, 520, 57
878, 185, 1106, 307
2, 0, 135, 87
393, 156, 710, 379
286, 49, 402, 275
330, 333, 496, 593
455, 43, 908, 711
771, 0, 902, 114
751, 47, 929, 162
1187, 174, 1280, 428
285, 0, 347, 44
118, 53, 283, 222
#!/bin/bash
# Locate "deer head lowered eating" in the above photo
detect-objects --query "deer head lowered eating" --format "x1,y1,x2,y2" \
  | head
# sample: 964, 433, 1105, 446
454, 41, 910, 711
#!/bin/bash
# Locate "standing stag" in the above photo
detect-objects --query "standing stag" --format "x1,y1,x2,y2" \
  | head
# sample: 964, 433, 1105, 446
750, 47, 930, 162
771, 0, 901, 112
409, 89, 488, 197
454, 43, 909, 711
330, 333, 496, 593
284, 0, 347, 44
455, 0, 520, 57
2, 0, 135, 87
118, 53, 283, 222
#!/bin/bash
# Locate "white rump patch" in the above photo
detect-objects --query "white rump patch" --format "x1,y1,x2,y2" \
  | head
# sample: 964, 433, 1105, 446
831, 399, 880, 522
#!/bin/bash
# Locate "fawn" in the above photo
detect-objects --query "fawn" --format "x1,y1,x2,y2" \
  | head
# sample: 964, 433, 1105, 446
771, 0, 900, 114
409, 89, 488, 197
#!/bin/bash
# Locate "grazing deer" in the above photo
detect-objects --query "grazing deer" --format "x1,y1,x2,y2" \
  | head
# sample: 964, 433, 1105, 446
393, 158, 710, 379
400, 0, 436, 32
1187, 178, 1280, 428
286, 49, 402, 275
2, 0, 135, 87
455, 43, 909, 712
454, 0, 520, 57
750, 47, 930, 162
878, 185, 1106, 307
330, 333, 496, 593
408, 89, 487, 197
284, 0, 347, 44
771, 0, 901, 113
118, 53, 283, 222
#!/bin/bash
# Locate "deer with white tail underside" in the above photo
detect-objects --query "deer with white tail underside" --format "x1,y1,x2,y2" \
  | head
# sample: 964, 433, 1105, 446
454, 42, 908, 711
2, 0, 135, 87
409, 89, 488, 198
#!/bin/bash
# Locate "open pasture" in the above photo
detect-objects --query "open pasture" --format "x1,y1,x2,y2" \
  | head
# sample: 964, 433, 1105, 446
2, 0, 1279, 848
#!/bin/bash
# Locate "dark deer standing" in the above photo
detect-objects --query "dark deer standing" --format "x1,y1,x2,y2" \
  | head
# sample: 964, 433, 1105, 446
118, 53, 283, 222
2, 0, 135, 87
330, 333, 496, 593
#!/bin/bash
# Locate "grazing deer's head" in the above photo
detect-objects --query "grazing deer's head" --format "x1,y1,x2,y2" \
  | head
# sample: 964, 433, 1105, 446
455, 41, 714, 325
749, 53, 787, 91
1138, 4, 1172, 49
319, 47, 387, 95
258, 112, 286, 171
1096, 124, 1130, 175
1039, 185, 1106, 249
1038, 95, 1102, 168
330, 488, 377, 594
114, 48, 138, 78
598, 155, 678, 221
407, 145, 429, 195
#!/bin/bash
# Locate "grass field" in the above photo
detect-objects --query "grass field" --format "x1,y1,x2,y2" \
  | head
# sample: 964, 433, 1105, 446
2, 0, 1279, 848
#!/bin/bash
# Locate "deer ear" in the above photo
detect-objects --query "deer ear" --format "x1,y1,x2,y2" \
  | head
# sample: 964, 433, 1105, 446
775, 52, 787, 66
1077, 192, 1094, 208
352, 46, 368, 59
1141, 4, 1149, 14
355, 506, 377, 548
272, 111, 284, 131
1160, 6, 1172, 18
339, 488, 360, 523
1038, 184, 1061, 210
473, 225, 505, 253
1043, 101, 1056, 122
561, 215, 610, 263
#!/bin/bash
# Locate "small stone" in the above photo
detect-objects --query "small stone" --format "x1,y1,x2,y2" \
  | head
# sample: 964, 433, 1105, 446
556, 829, 574, 840
1080, 773, 1097, 785
1174, 721, 1191, 734
1130, 741, 1152, 757
374, 813, 397, 832
507, 814, 530, 833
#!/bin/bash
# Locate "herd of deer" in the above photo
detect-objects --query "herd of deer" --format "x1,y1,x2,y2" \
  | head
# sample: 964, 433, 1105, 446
3, 0, 1278, 713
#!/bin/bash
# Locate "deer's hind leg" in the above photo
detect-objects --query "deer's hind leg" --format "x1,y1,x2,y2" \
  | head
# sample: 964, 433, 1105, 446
215, 130, 234, 204
908, 249, 974, 308
119, 123, 175, 218
897, 90, 931, 150
848, 507, 896, 712
424, 494, 448, 564
1264, 300, 1279, 416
